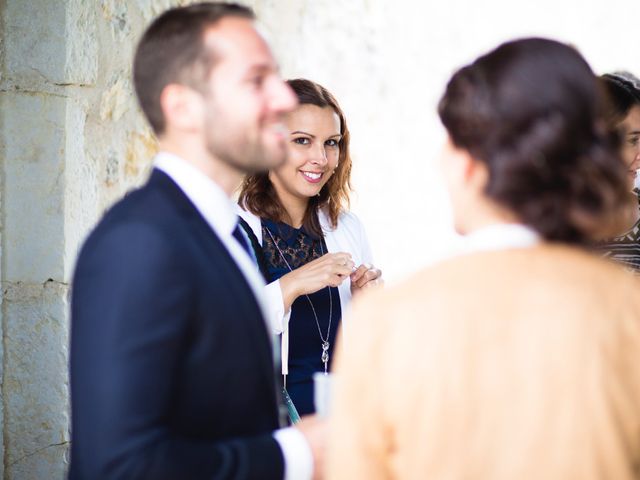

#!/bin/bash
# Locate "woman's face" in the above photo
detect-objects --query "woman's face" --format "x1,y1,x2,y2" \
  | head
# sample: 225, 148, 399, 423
269, 104, 341, 204
619, 104, 640, 189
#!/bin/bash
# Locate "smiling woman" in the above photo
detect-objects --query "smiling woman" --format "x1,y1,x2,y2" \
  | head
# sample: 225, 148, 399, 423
598, 71, 640, 272
238, 78, 382, 416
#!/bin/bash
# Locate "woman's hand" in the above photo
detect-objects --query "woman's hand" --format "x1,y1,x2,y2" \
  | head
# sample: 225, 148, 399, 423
350, 263, 383, 294
279, 252, 355, 311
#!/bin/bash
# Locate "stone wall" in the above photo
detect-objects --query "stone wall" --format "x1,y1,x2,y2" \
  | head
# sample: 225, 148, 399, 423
2, 0, 640, 478
0, 1, 182, 477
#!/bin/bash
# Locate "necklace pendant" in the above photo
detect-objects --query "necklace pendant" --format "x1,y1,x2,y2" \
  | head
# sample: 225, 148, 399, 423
321, 341, 330, 373
265, 227, 334, 375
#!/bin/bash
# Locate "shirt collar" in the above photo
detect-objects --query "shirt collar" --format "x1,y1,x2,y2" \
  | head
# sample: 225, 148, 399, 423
153, 151, 237, 237
463, 223, 541, 253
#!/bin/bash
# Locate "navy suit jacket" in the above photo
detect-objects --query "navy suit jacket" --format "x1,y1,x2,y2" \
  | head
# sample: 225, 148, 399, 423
70, 170, 284, 479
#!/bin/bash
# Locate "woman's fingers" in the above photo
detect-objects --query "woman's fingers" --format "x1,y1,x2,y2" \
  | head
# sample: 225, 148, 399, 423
329, 253, 355, 271
316, 253, 354, 276
350, 263, 371, 284
362, 277, 384, 289
355, 269, 376, 288
327, 264, 353, 284
359, 270, 383, 288
295, 253, 354, 294
351, 265, 382, 289
294, 255, 382, 297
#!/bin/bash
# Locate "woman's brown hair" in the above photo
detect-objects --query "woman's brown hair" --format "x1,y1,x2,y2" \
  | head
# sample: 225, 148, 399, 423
238, 79, 352, 237
438, 38, 633, 244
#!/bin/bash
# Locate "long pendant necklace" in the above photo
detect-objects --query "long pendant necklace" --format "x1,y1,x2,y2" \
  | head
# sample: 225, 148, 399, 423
264, 227, 333, 374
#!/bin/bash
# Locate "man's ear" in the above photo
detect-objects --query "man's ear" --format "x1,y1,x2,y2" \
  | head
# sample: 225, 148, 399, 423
159, 84, 204, 133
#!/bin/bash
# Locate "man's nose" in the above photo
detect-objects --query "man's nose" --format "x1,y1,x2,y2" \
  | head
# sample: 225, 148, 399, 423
270, 78, 298, 114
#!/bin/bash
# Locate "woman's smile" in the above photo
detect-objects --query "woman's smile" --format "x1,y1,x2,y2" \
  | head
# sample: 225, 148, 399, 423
300, 170, 324, 183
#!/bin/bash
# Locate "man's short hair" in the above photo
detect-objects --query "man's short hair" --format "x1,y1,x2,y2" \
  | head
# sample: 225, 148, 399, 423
133, 2, 255, 135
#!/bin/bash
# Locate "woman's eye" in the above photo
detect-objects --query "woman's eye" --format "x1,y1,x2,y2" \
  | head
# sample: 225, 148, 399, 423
293, 137, 310, 145
629, 136, 639, 147
325, 139, 339, 147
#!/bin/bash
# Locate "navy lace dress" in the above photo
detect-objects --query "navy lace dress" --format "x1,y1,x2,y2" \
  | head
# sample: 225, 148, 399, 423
261, 218, 341, 415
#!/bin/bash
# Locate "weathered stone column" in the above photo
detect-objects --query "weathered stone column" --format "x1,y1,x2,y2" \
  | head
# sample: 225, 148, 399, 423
0, 1, 98, 477
0, 0, 176, 476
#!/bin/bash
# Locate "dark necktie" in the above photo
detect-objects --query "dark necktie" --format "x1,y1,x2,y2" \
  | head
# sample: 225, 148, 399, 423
232, 222, 252, 257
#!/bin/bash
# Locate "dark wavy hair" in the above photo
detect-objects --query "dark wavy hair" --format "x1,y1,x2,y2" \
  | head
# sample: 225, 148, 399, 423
238, 79, 352, 236
438, 38, 632, 244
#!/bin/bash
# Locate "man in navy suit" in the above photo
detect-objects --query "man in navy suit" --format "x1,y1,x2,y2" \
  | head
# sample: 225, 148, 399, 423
70, 3, 325, 479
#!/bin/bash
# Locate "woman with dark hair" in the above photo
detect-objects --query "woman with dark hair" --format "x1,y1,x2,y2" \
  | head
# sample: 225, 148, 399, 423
598, 71, 640, 271
238, 78, 381, 416
328, 38, 640, 480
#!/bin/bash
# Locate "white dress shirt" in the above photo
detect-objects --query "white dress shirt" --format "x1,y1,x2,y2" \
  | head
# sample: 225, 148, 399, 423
154, 152, 313, 480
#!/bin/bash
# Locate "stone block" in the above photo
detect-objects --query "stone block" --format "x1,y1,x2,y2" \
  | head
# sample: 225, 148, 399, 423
0, 12, 4, 86
101, 0, 132, 39
64, 97, 99, 283
3, 1, 66, 85
0, 277, 4, 480
104, 149, 120, 186
100, 75, 132, 122
0, 92, 86, 283
124, 128, 157, 182
3, 0, 97, 86
2, 281, 70, 480
65, 0, 98, 85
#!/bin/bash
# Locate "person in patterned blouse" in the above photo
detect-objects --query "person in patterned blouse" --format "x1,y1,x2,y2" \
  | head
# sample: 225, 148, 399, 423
598, 72, 640, 272
238, 79, 382, 416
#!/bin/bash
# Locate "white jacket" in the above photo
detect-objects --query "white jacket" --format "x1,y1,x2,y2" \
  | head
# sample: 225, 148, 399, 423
238, 207, 375, 375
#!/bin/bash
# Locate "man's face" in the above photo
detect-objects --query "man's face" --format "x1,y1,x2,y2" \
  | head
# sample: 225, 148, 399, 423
199, 17, 298, 174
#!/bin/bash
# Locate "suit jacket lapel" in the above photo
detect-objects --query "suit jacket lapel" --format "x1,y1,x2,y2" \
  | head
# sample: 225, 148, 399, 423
148, 170, 278, 408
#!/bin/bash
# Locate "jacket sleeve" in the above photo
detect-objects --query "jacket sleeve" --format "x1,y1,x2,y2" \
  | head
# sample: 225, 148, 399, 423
70, 222, 284, 480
